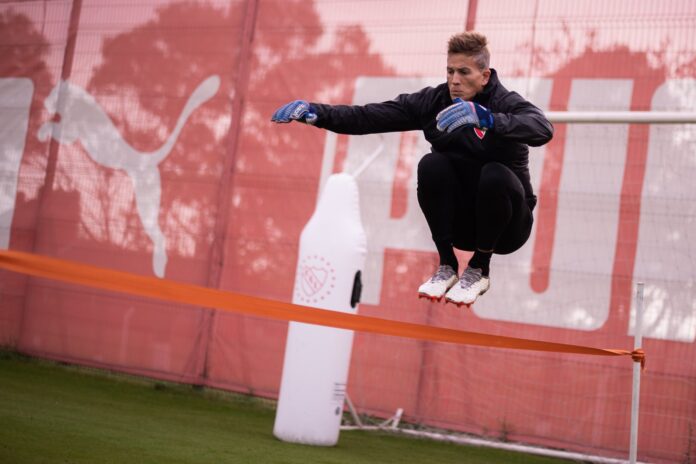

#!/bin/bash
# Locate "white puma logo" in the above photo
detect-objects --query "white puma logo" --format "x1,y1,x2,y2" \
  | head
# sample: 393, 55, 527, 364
38, 75, 221, 277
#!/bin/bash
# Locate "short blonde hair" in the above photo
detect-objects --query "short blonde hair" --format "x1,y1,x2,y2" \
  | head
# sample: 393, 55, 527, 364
447, 31, 490, 70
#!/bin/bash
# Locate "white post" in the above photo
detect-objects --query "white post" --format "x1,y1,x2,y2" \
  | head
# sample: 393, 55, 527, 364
545, 111, 696, 124
629, 282, 645, 464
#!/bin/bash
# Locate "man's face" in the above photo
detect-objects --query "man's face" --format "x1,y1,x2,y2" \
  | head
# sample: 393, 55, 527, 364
446, 53, 491, 101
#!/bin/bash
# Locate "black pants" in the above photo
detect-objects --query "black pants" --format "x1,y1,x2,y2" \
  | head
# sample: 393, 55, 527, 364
416, 151, 533, 255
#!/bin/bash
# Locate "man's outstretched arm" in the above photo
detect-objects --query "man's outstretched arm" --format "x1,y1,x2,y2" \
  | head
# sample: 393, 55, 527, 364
271, 93, 423, 135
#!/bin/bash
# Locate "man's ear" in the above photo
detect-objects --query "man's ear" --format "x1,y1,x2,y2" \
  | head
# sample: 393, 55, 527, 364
482, 68, 491, 85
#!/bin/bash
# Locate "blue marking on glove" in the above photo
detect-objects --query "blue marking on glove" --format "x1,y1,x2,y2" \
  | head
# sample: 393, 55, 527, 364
436, 98, 494, 133
271, 100, 318, 125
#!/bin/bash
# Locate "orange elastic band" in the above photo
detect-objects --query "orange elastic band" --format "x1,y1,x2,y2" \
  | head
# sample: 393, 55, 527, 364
0, 250, 645, 367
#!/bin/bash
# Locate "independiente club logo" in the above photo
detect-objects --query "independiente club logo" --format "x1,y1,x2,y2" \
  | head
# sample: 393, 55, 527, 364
294, 254, 336, 305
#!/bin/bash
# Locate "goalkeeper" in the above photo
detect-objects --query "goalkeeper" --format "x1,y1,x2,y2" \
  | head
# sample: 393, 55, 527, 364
271, 31, 553, 306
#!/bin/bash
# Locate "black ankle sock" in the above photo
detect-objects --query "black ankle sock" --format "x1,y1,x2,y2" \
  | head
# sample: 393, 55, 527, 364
435, 241, 458, 274
468, 250, 492, 276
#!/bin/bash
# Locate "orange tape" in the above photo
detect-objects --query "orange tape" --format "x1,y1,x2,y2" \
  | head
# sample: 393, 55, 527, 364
0, 250, 644, 368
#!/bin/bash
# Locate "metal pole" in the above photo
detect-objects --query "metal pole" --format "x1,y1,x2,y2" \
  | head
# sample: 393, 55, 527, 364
200, 0, 260, 383
546, 111, 696, 124
629, 282, 645, 464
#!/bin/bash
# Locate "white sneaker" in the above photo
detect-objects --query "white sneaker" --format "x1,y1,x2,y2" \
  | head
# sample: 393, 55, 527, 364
418, 265, 458, 301
445, 266, 490, 307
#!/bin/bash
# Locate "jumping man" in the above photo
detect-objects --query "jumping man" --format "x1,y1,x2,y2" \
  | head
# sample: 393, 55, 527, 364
271, 31, 553, 307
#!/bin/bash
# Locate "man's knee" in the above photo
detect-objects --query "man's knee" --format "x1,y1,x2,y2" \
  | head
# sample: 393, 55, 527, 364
417, 152, 449, 181
479, 162, 514, 193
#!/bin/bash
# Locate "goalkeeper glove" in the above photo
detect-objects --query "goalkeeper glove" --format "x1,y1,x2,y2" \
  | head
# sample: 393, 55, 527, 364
271, 100, 318, 125
436, 98, 493, 133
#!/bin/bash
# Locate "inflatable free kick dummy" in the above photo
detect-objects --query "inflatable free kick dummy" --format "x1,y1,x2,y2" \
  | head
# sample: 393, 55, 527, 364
273, 173, 367, 446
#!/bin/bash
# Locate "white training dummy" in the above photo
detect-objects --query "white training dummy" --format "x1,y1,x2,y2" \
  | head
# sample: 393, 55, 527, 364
273, 173, 367, 446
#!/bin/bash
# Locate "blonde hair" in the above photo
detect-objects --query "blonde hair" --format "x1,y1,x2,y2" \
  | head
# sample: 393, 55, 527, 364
447, 31, 490, 70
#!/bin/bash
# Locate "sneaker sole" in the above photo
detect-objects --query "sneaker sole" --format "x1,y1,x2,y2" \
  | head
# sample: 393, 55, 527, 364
418, 292, 444, 302
444, 299, 472, 308
417, 279, 457, 303
445, 286, 489, 307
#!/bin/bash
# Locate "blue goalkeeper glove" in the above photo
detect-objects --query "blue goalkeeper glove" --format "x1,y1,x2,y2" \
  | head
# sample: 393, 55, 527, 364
436, 98, 494, 133
271, 100, 318, 125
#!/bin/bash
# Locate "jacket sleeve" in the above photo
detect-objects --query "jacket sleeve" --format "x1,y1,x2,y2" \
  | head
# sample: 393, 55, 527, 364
491, 91, 554, 147
310, 93, 423, 135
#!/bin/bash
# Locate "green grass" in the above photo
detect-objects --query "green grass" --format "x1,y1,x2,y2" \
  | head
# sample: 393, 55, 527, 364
0, 351, 572, 463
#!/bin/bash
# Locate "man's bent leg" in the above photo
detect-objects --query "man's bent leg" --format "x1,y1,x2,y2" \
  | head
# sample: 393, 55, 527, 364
417, 152, 461, 272
475, 162, 532, 254
416, 152, 463, 299
446, 162, 529, 306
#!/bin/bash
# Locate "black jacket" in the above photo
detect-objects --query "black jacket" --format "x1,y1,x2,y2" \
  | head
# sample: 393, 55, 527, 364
311, 69, 553, 209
